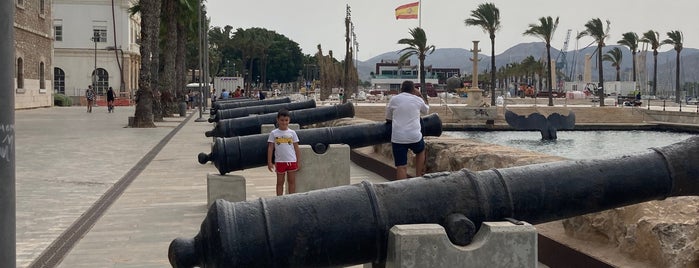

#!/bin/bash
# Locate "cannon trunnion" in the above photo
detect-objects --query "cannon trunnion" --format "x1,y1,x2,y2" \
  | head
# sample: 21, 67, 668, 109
174, 136, 699, 267
204, 102, 355, 137
199, 114, 443, 174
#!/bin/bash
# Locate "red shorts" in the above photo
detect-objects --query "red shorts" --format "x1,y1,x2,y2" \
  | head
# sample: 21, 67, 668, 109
275, 162, 298, 174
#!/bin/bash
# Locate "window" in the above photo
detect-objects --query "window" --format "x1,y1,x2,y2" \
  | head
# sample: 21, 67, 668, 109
92, 68, 109, 95
16, 0, 23, 6
54, 23, 62, 41
16, 58, 24, 89
54, 67, 65, 94
40, 0, 45, 14
93, 22, 107, 43
39, 62, 45, 89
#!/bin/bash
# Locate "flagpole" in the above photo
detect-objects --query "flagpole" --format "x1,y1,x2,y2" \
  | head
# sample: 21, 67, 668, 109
418, 0, 422, 28
418, 0, 422, 93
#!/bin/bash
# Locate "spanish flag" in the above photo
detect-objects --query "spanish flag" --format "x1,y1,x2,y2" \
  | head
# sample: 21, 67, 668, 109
395, 2, 419, 20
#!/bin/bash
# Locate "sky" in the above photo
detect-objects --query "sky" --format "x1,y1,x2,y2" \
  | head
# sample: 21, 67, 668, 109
207, 0, 699, 61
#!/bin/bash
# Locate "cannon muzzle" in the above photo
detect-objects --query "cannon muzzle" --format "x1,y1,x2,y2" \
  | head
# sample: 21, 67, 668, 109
199, 113, 442, 174
211, 97, 290, 115
174, 136, 699, 267
208, 99, 316, 123
206, 102, 355, 137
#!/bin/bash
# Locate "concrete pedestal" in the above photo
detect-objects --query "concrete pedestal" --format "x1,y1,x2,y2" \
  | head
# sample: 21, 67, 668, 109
366, 222, 537, 268
206, 173, 246, 207
295, 144, 350, 193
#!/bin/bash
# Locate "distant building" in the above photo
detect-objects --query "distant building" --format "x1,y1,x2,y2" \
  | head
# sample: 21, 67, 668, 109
52, 0, 140, 102
370, 59, 439, 91
14, 0, 54, 109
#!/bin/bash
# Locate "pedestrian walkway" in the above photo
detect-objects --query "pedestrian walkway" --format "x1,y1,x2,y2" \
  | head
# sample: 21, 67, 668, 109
14, 106, 387, 267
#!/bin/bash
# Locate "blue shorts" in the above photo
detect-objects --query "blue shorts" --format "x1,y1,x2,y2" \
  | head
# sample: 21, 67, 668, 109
391, 138, 425, 167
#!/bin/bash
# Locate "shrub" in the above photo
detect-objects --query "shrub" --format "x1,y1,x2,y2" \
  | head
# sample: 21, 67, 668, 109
53, 93, 73, 107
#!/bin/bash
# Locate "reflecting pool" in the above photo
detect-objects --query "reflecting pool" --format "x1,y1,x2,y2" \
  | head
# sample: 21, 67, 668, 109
443, 130, 697, 160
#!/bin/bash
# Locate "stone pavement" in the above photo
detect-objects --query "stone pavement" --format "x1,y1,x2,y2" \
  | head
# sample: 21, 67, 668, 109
14, 106, 387, 267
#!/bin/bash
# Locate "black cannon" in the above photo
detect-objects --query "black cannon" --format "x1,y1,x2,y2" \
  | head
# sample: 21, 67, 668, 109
204, 102, 355, 137
199, 113, 443, 174
172, 136, 699, 267
208, 99, 316, 123
210, 97, 291, 115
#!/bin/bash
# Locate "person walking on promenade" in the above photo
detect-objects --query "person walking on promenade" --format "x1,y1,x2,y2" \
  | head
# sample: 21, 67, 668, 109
385, 80, 430, 179
267, 109, 301, 196
106, 87, 116, 113
85, 85, 96, 113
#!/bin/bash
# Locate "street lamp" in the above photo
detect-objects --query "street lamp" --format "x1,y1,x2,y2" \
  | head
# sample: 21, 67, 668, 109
106, 46, 125, 93
90, 32, 99, 92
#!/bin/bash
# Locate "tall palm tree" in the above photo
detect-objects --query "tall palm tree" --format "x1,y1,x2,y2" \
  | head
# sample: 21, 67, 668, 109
602, 47, 623, 81
132, 0, 161, 127
576, 18, 610, 106
465, 2, 501, 106
523, 16, 559, 106
617, 32, 639, 82
397, 27, 435, 102
662, 30, 683, 103
640, 30, 662, 96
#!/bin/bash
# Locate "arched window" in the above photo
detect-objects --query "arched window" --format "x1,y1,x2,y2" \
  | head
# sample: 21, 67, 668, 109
92, 68, 109, 95
17, 57, 24, 89
54, 67, 65, 94
39, 62, 46, 89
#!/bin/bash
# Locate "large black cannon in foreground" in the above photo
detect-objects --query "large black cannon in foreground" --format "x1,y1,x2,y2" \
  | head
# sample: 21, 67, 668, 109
204, 102, 355, 137
173, 136, 699, 267
210, 97, 290, 115
199, 113, 443, 174
208, 99, 316, 123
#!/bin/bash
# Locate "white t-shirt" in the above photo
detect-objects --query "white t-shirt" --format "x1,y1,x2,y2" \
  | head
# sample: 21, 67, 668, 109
267, 128, 300, 162
385, 92, 429, 143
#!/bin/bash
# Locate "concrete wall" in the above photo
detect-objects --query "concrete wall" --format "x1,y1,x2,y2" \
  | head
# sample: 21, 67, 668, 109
644, 110, 699, 125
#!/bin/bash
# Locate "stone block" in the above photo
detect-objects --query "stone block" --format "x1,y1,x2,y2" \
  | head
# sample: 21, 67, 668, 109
380, 222, 537, 268
295, 144, 350, 193
261, 123, 300, 134
207, 173, 246, 207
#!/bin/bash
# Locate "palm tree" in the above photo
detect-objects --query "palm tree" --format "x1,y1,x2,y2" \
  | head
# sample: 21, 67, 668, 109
132, 0, 162, 127
662, 30, 683, 103
465, 2, 501, 106
617, 32, 639, 82
576, 18, 610, 106
602, 47, 623, 81
397, 27, 435, 102
523, 16, 559, 106
640, 30, 662, 96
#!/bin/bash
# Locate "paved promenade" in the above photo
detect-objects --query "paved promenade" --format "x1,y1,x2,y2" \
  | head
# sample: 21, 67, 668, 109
15, 106, 386, 267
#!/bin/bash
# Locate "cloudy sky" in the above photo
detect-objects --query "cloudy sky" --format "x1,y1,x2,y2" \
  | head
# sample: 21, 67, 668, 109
207, 0, 699, 61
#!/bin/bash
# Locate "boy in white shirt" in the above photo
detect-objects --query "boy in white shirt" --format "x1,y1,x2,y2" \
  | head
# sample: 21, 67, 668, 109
385, 80, 430, 179
267, 109, 301, 195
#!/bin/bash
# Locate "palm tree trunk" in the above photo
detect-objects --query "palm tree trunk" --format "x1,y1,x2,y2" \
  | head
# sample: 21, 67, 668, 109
616, 66, 620, 81
490, 36, 496, 106
652, 50, 658, 96
631, 51, 637, 82
175, 18, 187, 103
675, 51, 681, 103
150, 0, 162, 122
546, 43, 553, 106
419, 57, 428, 103
597, 43, 605, 106
161, 0, 176, 116
133, 0, 159, 128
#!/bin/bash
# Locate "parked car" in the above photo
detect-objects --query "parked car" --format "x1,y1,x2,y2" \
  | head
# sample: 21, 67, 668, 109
686, 97, 699, 105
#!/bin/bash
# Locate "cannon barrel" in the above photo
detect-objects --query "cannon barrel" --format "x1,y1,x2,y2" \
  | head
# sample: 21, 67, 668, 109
173, 136, 699, 267
210, 97, 290, 115
199, 113, 443, 174
208, 99, 316, 123
204, 102, 355, 137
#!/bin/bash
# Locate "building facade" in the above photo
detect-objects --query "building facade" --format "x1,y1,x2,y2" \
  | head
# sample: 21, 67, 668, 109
52, 0, 140, 102
14, 0, 54, 109
370, 59, 439, 91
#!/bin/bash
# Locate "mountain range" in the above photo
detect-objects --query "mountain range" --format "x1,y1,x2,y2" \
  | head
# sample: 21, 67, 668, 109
356, 42, 699, 90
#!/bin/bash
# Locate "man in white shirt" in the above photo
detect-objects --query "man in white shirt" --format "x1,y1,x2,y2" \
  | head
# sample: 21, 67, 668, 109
385, 81, 430, 179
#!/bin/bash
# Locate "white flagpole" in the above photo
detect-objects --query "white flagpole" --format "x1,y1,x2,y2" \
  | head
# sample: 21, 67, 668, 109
418, 0, 422, 28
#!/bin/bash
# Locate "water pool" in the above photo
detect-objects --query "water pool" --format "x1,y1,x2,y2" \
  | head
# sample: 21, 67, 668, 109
443, 130, 697, 160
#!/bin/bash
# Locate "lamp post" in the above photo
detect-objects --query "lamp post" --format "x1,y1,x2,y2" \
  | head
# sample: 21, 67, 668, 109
106, 46, 125, 93
91, 32, 99, 92
0, 1, 15, 266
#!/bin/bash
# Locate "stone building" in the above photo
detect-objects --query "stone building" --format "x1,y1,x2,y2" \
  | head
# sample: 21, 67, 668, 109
14, 0, 54, 109
52, 0, 140, 103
